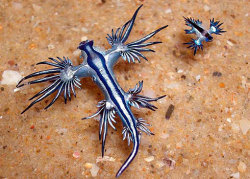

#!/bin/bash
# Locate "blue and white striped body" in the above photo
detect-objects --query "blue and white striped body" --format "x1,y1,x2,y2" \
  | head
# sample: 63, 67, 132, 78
77, 41, 140, 176
82, 41, 139, 139
184, 17, 226, 55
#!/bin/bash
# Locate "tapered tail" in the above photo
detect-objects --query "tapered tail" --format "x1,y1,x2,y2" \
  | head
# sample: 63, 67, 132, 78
116, 133, 139, 177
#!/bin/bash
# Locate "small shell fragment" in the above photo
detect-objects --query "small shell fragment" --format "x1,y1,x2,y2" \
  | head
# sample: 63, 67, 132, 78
48, 44, 55, 50
230, 172, 240, 179
196, 75, 201, 81
203, 5, 210, 11
73, 151, 80, 159
96, 156, 115, 163
90, 164, 99, 177
238, 161, 247, 173
81, 27, 88, 32
227, 40, 234, 46
144, 156, 154, 162
1, 70, 22, 85
165, 8, 172, 14
81, 36, 88, 41
14, 88, 20, 92
239, 119, 250, 135
84, 162, 93, 169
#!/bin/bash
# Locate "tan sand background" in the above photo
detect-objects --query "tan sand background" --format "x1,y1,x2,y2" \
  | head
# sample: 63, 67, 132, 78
0, 0, 249, 178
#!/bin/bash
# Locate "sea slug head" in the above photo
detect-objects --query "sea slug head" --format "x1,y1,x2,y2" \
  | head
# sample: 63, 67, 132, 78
78, 40, 94, 50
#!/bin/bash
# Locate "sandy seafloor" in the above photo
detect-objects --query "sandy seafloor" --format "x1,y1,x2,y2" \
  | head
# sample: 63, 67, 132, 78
0, 0, 249, 178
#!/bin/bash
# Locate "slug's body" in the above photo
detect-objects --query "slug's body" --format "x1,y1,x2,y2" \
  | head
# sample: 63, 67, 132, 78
17, 5, 167, 177
184, 17, 226, 55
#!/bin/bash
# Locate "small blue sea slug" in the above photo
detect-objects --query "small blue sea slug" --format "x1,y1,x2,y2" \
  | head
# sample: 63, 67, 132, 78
184, 17, 226, 55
